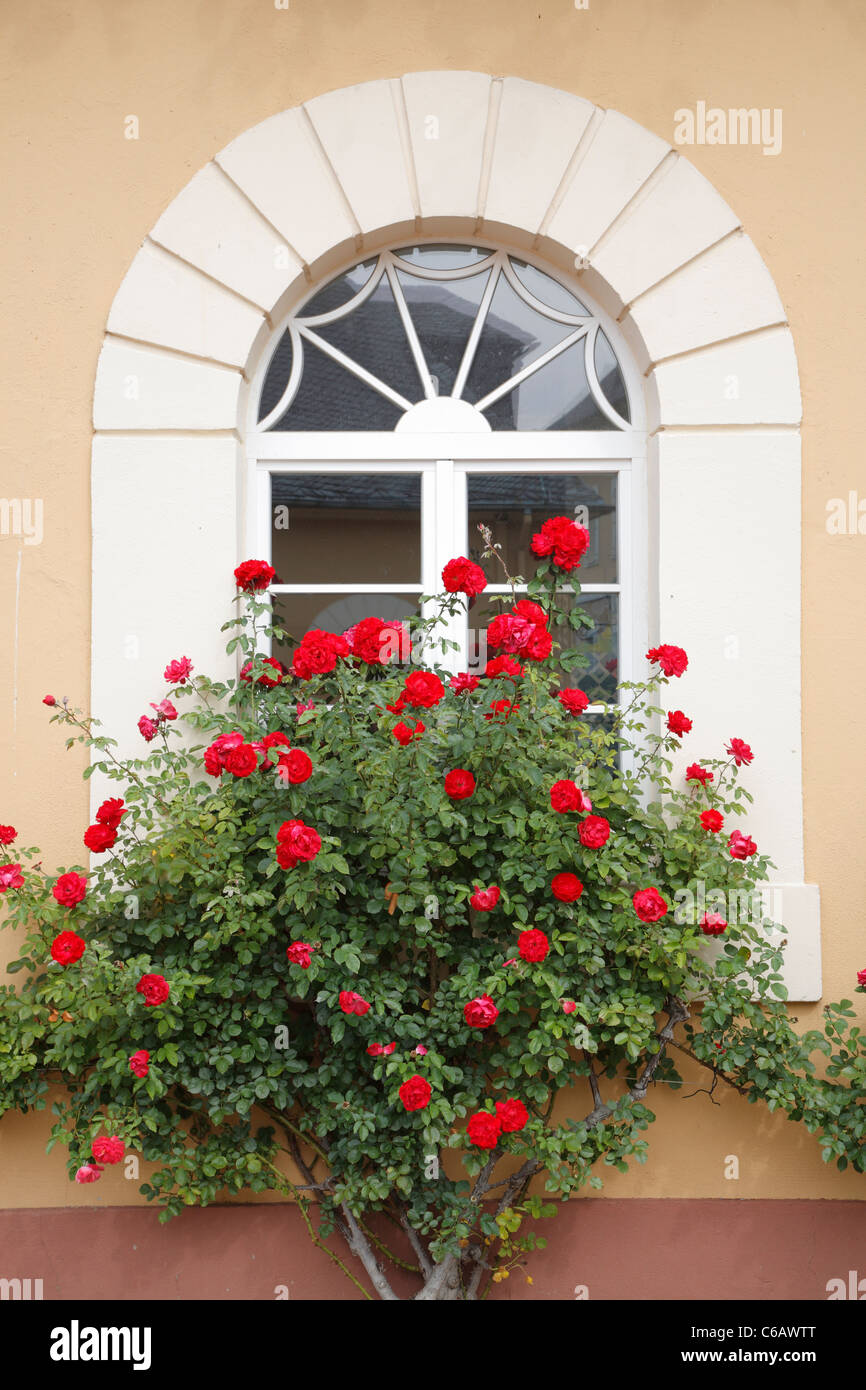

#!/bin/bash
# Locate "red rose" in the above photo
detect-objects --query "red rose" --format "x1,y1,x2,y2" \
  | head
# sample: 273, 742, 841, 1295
345, 616, 410, 666
666, 710, 692, 736
857, 968, 866, 989
495, 1098, 528, 1133
487, 608, 550, 661
225, 743, 258, 778
367, 1042, 397, 1057
52, 872, 87, 907
685, 764, 714, 785
0, 825, 16, 846
558, 688, 590, 716
292, 629, 349, 679
485, 655, 524, 680
442, 556, 487, 597
700, 912, 727, 937
43, 695, 56, 706
240, 657, 285, 688
579, 815, 610, 849
513, 599, 548, 627
129, 1050, 150, 1078
276, 819, 321, 868
92, 1135, 125, 1165
403, 671, 445, 709
646, 644, 688, 678
518, 928, 549, 963
96, 798, 126, 829
449, 673, 480, 694
136, 973, 170, 1007
276, 748, 313, 785
138, 716, 158, 742
164, 656, 193, 684
339, 989, 370, 1016
444, 769, 475, 801
399, 1075, 432, 1112
464, 994, 499, 1029
726, 737, 754, 766
149, 698, 178, 722
384, 695, 407, 714
728, 830, 757, 860
469, 885, 500, 912
551, 872, 584, 903
234, 559, 276, 592
524, 626, 553, 661
466, 1111, 502, 1149
530, 515, 591, 571
633, 888, 668, 923
484, 699, 519, 722
84, 823, 117, 853
75, 1163, 103, 1185
392, 720, 425, 745
562, 999, 577, 1014
700, 809, 724, 833
550, 780, 585, 813
50, 931, 86, 965
0, 863, 24, 892
287, 940, 313, 969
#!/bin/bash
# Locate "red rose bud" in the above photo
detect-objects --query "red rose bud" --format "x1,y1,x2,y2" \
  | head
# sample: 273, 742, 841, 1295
43, 695, 56, 706
75, 1163, 103, 1184
562, 999, 577, 1014
463, 994, 499, 1029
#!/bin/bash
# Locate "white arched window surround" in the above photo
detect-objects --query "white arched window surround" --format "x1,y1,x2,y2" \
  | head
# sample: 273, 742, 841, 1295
91, 71, 819, 999
245, 239, 647, 691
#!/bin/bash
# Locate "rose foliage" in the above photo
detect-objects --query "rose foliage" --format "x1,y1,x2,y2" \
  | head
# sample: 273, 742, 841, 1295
0, 524, 864, 1300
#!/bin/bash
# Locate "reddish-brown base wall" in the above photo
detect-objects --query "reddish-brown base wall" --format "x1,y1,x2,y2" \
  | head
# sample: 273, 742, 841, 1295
2, 1201, 864, 1300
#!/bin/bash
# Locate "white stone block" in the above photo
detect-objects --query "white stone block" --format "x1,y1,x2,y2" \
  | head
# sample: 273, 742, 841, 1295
652, 326, 801, 427
93, 339, 241, 430
305, 79, 415, 233
401, 70, 492, 219
484, 78, 596, 233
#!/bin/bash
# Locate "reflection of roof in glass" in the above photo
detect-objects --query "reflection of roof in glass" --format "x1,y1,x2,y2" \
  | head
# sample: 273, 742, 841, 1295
272, 474, 613, 513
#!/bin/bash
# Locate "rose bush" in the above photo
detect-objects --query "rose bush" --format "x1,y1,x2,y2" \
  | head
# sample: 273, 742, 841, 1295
0, 519, 864, 1301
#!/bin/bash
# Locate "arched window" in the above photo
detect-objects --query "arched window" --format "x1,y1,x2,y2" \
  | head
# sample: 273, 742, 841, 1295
247, 241, 646, 697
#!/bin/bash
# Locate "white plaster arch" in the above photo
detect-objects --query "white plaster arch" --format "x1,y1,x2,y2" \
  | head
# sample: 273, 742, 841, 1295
91, 71, 818, 996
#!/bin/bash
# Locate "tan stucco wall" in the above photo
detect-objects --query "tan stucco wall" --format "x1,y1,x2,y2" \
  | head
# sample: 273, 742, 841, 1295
1, 0, 864, 1207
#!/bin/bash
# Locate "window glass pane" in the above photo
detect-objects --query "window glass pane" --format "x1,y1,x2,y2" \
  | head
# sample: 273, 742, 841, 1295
314, 276, 425, 404
509, 258, 590, 315
479, 339, 615, 431
272, 592, 421, 666
271, 474, 421, 585
269, 337, 403, 431
397, 267, 491, 397
467, 473, 617, 584
259, 330, 293, 422
595, 330, 630, 423
393, 244, 493, 271
301, 259, 377, 319
470, 591, 618, 704
463, 272, 575, 407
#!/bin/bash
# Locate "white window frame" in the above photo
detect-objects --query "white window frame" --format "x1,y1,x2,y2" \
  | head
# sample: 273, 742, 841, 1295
245, 240, 647, 704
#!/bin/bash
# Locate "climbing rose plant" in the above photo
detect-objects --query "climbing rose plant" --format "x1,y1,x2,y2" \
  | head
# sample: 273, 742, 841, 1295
0, 520, 864, 1301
